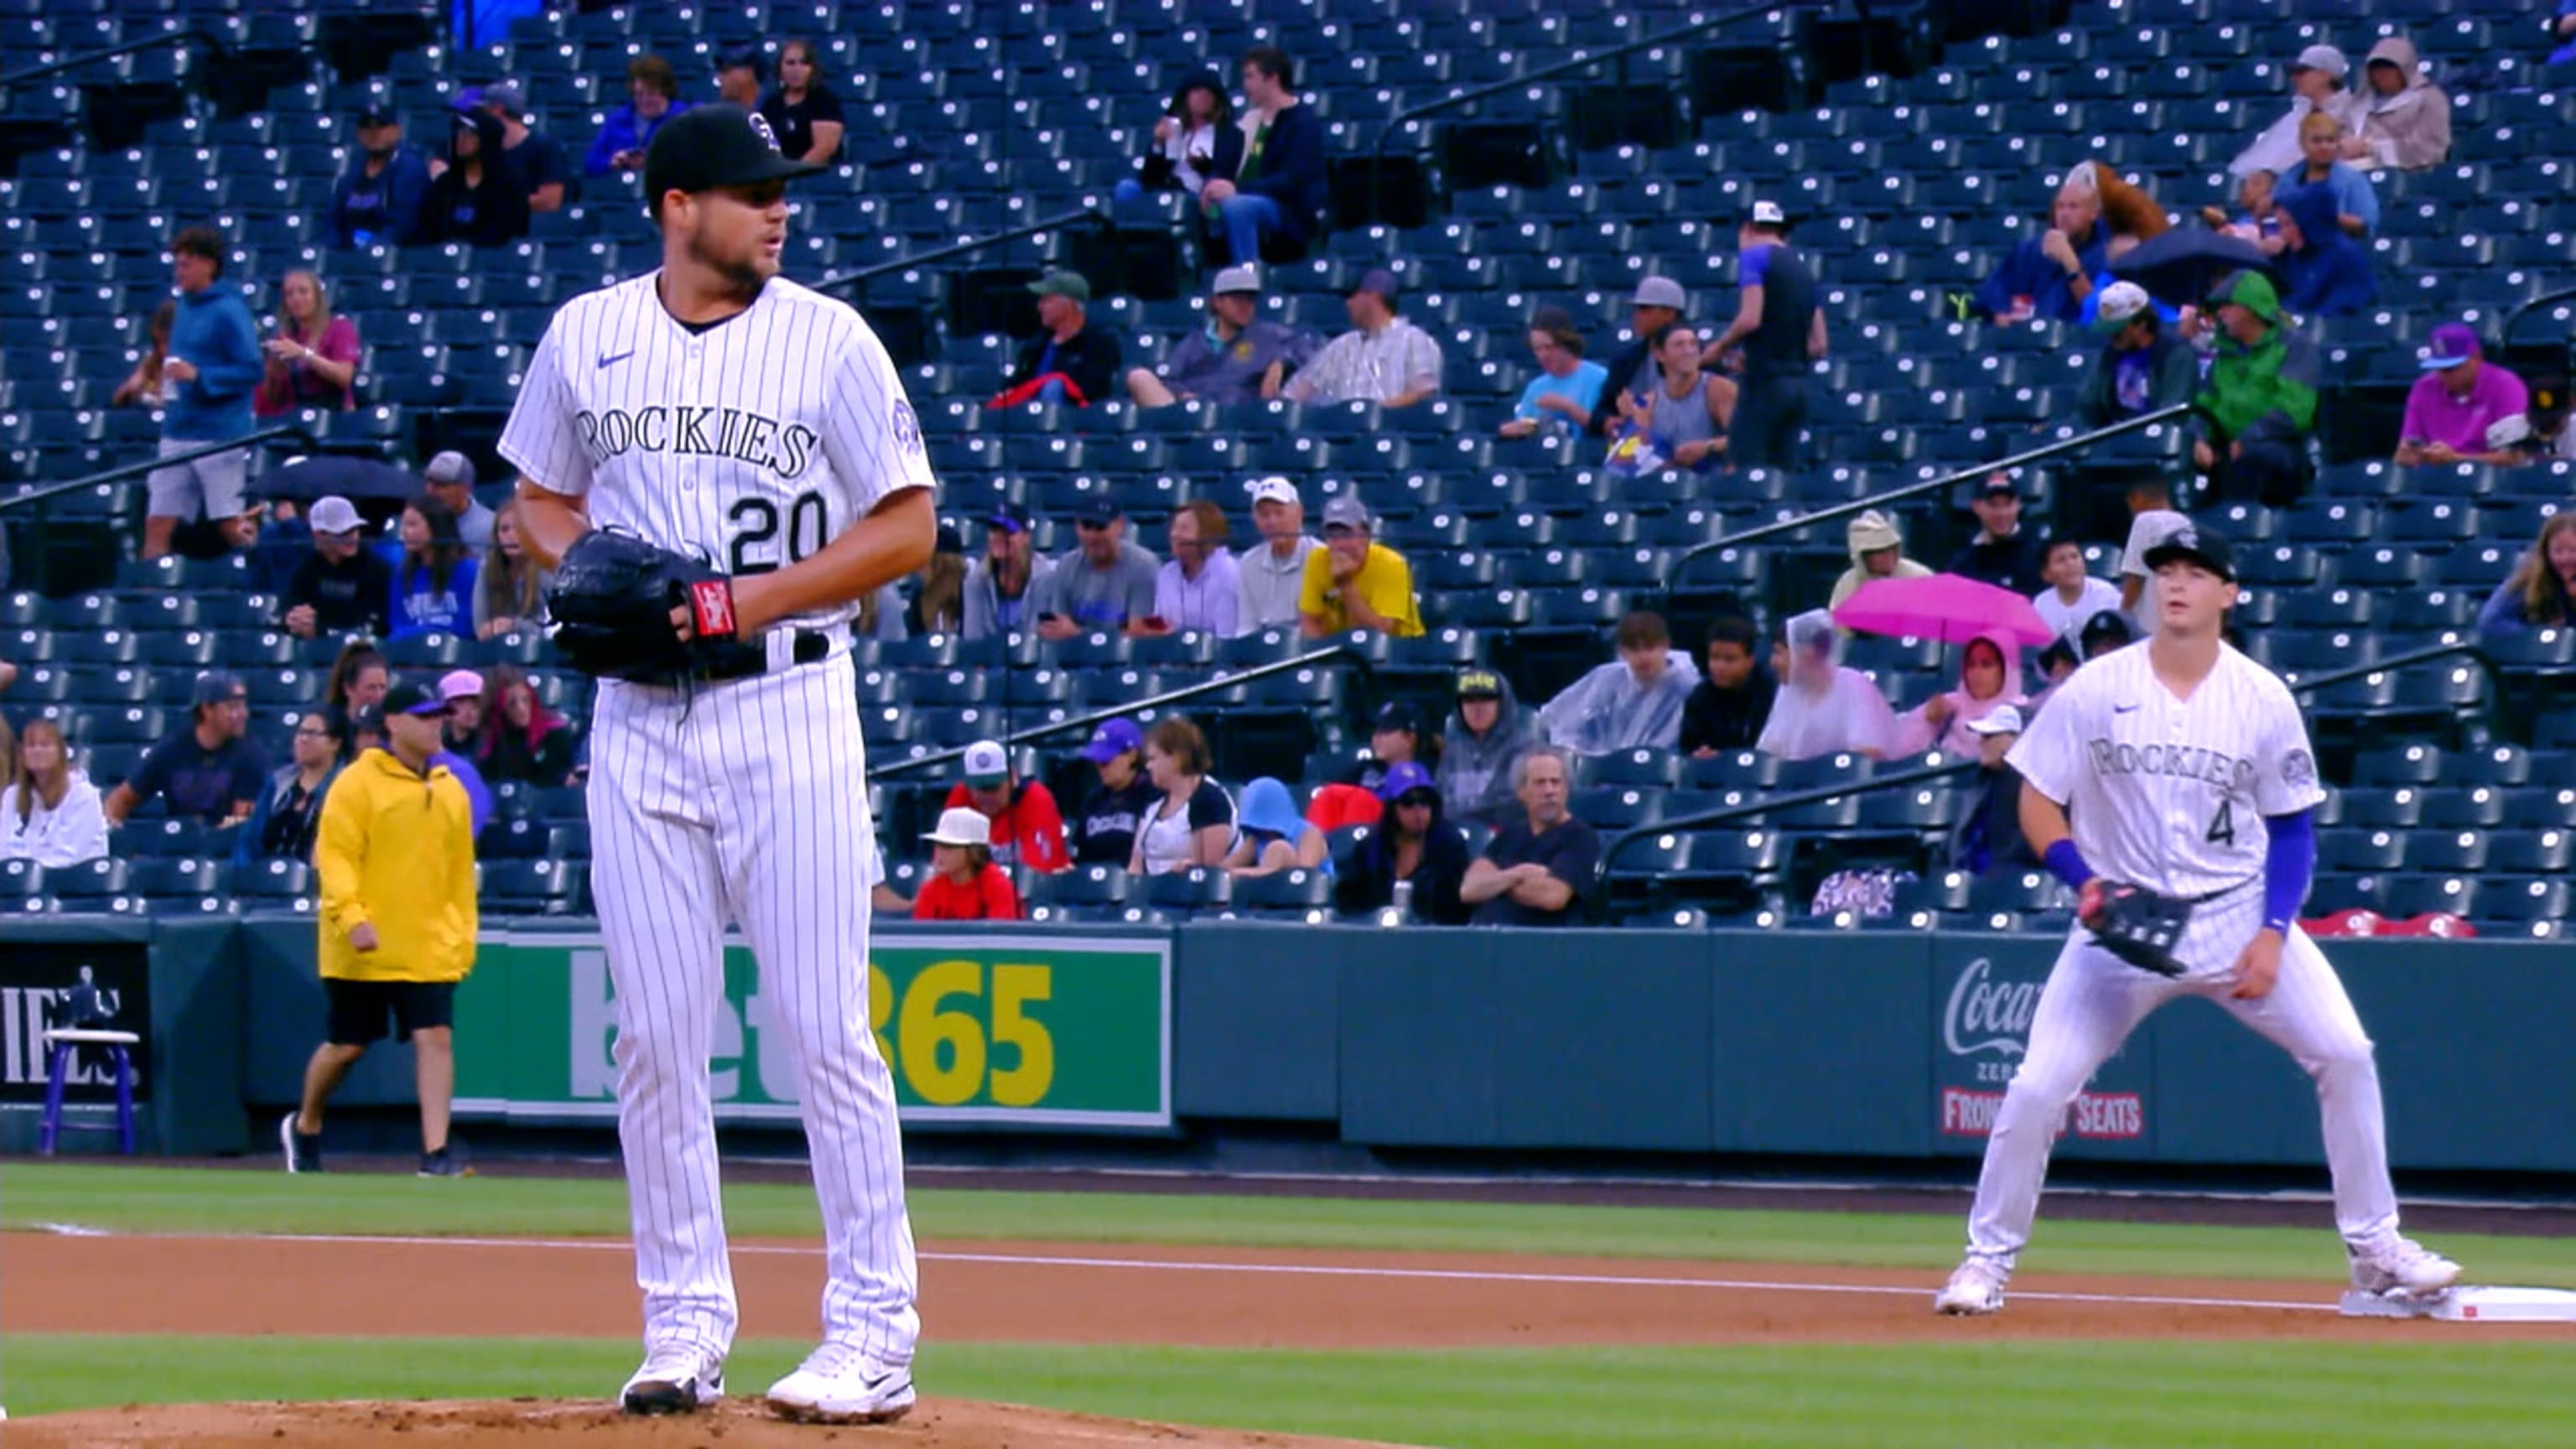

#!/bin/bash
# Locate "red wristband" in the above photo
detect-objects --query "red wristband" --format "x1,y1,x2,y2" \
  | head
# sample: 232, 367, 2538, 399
686, 579, 737, 639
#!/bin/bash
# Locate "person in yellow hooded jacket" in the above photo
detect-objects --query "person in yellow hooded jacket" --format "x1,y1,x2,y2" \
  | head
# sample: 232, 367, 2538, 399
283, 680, 478, 1178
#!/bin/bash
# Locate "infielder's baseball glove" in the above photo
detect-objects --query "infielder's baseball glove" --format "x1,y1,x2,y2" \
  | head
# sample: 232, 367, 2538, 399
545, 531, 763, 685
2080, 881, 2193, 978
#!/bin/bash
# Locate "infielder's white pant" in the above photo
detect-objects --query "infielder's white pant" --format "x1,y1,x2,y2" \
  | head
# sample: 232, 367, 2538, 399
1964, 922, 2400, 1265
589, 651, 919, 1365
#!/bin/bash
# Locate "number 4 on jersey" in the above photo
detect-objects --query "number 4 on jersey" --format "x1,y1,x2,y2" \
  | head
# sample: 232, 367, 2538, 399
2205, 801, 2236, 847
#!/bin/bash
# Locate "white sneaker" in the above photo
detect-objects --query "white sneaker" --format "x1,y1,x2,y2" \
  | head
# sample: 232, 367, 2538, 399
619, 1343, 724, 1415
2350, 1236, 2462, 1297
1935, 1256, 2009, 1316
766, 1342, 916, 1425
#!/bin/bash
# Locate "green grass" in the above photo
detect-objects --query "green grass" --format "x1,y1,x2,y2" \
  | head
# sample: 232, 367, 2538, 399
5, 1335, 2573, 1447
8, 1163, 2576, 1287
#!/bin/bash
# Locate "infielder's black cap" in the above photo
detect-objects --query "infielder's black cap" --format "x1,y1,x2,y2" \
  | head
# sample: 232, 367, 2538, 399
2140, 522, 2237, 583
643, 102, 827, 210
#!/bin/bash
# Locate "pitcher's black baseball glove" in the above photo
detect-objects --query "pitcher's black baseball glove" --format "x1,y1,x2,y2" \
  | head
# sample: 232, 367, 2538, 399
545, 531, 762, 684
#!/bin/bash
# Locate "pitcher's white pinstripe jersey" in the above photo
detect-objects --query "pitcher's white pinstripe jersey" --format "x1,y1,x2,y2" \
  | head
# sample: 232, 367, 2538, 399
497, 273, 935, 630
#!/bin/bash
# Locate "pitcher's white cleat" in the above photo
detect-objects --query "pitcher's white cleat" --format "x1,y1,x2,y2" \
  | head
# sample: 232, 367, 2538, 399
766, 1342, 916, 1424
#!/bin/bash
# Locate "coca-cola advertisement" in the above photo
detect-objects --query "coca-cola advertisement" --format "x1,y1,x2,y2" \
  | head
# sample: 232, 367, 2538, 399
1932, 944, 2148, 1153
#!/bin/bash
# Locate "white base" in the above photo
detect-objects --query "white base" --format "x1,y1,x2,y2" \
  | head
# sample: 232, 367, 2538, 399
2339, 1285, 2576, 1322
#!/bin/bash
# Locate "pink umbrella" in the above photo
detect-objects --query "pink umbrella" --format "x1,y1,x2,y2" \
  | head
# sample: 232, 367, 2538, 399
1832, 572, 2056, 647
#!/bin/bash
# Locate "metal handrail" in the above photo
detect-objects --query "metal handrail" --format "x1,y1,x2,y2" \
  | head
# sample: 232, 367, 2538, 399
810, 206, 1107, 298
0, 423, 321, 514
1670, 404, 2196, 589
1594, 634, 2511, 889
865, 641, 1373, 782
1368, 2, 1794, 160
0, 28, 227, 91
1595, 757, 1975, 888
2499, 283, 2576, 347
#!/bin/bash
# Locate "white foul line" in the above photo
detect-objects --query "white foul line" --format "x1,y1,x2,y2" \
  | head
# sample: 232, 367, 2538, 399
29, 1226, 2338, 1315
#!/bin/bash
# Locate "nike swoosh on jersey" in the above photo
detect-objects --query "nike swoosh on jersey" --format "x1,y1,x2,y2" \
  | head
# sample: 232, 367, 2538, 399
596, 349, 636, 369
2113, 704, 2141, 714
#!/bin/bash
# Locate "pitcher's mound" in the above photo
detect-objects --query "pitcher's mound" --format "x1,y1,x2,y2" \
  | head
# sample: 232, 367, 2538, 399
5, 1397, 1416, 1448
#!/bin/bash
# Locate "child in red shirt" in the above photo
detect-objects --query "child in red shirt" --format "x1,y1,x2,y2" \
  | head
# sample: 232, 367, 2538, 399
912, 808, 1022, 922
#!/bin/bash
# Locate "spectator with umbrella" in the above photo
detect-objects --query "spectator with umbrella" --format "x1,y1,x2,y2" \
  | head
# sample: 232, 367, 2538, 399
1830, 574, 2052, 758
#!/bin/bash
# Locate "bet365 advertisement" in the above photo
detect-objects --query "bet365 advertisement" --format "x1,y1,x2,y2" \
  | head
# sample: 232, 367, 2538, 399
451, 930, 1171, 1130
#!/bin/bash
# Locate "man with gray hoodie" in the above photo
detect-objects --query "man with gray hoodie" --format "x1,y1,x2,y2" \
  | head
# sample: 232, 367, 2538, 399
1436, 667, 1536, 830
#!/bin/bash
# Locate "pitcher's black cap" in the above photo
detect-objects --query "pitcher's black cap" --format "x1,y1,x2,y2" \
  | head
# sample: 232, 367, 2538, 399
644, 102, 827, 215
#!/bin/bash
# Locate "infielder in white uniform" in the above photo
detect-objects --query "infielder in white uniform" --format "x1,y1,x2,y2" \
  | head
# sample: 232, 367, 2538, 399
1935, 524, 2460, 1316
499, 104, 935, 1420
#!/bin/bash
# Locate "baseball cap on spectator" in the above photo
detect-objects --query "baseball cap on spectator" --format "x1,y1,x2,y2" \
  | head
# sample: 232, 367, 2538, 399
1029, 271, 1092, 303
2142, 522, 2238, 583
1075, 496, 1123, 527
1378, 760, 1438, 806
1346, 267, 1400, 307
381, 681, 450, 717
1630, 277, 1686, 310
1373, 700, 1425, 736
2093, 280, 2153, 333
2288, 44, 2348, 78
192, 671, 247, 709
1748, 199, 1790, 230
715, 44, 764, 77
356, 106, 396, 127
1456, 667, 1504, 700
1847, 511, 1903, 554
1211, 264, 1262, 296
1973, 472, 2023, 500
1078, 718, 1144, 763
308, 495, 363, 535
437, 668, 485, 704
922, 808, 993, 848
481, 82, 524, 116
1247, 476, 1300, 507
2080, 609, 2137, 652
1321, 496, 1372, 533
988, 501, 1031, 534
423, 450, 475, 488
1967, 704, 2026, 737
453, 86, 485, 112
2419, 323, 2482, 371
962, 739, 1010, 787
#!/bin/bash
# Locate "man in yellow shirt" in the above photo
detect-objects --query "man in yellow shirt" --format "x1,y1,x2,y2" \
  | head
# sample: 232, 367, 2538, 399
1299, 495, 1422, 637
284, 681, 479, 1178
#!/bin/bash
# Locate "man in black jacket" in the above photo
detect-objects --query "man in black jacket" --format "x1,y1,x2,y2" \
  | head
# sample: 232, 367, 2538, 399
1678, 615, 1778, 756
279, 495, 392, 638
1946, 473, 2050, 595
1003, 272, 1123, 408
1202, 46, 1328, 266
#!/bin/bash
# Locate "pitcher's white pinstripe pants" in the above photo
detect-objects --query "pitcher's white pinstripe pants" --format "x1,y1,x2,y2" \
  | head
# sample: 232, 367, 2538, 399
589, 652, 918, 1364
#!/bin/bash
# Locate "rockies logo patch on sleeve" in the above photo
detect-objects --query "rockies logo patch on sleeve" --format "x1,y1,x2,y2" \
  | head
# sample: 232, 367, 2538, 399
891, 400, 922, 455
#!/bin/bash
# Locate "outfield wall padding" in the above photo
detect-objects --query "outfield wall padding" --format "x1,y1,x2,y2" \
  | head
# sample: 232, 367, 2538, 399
26, 917, 2576, 1173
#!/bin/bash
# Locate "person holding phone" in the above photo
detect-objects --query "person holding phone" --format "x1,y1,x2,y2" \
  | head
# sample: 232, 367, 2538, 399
1025, 498, 1160, 639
